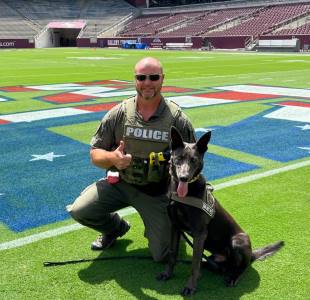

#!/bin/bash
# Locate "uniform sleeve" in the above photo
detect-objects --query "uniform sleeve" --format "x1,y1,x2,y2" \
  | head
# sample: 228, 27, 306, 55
174, 111, 196, 143
90, 104, 123, 150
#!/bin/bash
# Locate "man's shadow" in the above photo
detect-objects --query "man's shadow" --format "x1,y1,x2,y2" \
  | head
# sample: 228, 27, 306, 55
78, 239, 261, 299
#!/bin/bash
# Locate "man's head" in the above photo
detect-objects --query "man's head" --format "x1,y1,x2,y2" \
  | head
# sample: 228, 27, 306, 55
134, 57, 164, 101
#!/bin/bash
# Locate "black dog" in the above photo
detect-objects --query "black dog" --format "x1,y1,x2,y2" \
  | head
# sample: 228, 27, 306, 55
157, 127, 284, 296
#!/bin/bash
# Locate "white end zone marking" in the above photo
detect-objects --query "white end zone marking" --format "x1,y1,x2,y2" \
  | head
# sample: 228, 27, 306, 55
0, 108, 91, 123
214, 85, 310, 98
1, 160, 310, 251
264, 106, 310, 123
28, 83, 84, 90
168, 95, 236, 107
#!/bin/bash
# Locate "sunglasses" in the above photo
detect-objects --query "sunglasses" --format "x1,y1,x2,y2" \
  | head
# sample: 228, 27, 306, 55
135, 74, 161, 82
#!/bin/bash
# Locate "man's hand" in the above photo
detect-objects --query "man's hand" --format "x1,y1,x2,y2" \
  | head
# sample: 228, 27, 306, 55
113, 141, 132, 170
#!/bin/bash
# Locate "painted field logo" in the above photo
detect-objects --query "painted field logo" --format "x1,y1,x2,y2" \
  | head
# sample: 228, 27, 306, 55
0, 81, 309, 232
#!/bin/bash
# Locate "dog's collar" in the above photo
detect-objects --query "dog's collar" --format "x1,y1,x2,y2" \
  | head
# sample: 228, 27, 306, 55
188, 174, 200, 183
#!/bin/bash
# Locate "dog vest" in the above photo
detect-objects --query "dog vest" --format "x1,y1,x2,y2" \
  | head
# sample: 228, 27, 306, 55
169, 183, 216, 218
120, 97, 181, 185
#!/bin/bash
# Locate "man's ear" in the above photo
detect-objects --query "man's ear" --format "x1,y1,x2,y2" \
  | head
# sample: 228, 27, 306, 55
170, 126, 184, 150
196, 131, 211, 154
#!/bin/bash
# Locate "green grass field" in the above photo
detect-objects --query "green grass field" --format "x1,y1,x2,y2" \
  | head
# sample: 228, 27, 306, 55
0, 48, 309, 299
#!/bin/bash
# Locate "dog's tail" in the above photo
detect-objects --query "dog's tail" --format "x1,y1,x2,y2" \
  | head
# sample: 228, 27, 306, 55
251, 241, 284, 262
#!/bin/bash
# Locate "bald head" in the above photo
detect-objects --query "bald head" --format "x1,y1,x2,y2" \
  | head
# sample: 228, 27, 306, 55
134, 57, 164, 102
134, 57, 163, 75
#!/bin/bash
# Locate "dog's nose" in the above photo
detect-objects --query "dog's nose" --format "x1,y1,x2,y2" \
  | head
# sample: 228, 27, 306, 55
179, 176, 189, 182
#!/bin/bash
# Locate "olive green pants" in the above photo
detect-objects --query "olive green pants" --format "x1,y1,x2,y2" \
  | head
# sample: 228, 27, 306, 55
67, 178, 171, 262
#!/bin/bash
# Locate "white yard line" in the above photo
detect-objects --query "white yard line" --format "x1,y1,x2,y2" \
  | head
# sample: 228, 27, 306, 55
1, 160, 310, 251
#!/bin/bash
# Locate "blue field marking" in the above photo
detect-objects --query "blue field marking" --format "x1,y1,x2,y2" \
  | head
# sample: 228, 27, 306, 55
0, 114, 260, 232
210, 106, 310, 162
195, 130, 258, 181
204, 153, 258, 181
0, 121, 103, 232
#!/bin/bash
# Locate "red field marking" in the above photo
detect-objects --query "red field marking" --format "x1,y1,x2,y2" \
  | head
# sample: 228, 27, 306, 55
277, 101, 310, 108
0, 119, 11, 124
0, 86, 38, 92
161, 86, 194, 93
195, 91, 279, 101
76, 102, 118, 112
42, 93, 94, 103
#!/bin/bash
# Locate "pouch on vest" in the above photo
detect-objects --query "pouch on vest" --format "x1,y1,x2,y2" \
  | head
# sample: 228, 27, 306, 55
147, 151, 169, 182
120, 157, 148, 185
120, 97, 181, 185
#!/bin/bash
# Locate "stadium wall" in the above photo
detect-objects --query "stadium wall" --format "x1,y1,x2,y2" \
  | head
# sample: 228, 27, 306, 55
260, 35, 310, 51
77, 36, 203, 49
0, 39, 34, 49
206, 36, 248, 49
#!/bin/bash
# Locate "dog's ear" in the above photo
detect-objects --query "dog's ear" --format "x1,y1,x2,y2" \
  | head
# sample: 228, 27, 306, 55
196, 131, 211, 154
170, 126, 184, 150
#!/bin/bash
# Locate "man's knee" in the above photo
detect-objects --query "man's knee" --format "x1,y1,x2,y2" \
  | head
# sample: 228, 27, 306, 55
66, 183, 99, 223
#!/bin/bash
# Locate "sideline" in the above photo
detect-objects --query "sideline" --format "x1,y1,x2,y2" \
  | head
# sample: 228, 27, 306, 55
1, 160, 309, 251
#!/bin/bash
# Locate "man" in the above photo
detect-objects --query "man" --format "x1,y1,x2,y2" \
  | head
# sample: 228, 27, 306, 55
67, 57, 196, 262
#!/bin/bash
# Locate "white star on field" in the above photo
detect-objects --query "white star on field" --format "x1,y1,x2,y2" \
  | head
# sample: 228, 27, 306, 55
298, 147, 310, 154
295, 124, 310, 131
195, 128, 214, 132
29, 152, 66, 162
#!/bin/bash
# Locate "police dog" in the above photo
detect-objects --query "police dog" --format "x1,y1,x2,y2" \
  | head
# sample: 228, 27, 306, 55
157, 127, 284, 296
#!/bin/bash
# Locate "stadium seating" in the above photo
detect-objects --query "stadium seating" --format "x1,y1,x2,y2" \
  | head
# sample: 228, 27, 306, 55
117, 2, 310, 39
0, 0, 310, 50
205, 3, 310, 37
158, 7, 261, 37
271, 22, 310, 35
0, 0, 136, 39
118, 12, 204, 37
0, 1, 39, 38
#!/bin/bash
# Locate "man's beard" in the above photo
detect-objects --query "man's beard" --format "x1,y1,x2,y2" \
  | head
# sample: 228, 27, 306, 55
136, 88, 159, 100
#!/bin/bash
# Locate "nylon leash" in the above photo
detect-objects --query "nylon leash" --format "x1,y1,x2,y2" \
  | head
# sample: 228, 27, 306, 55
43, 256, 192, 267
43, 232, 209, 267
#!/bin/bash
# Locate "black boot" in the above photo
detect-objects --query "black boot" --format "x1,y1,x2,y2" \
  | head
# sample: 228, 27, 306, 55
91, 220, 131, 250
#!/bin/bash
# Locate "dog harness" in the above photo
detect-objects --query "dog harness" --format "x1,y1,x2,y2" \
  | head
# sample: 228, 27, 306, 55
169, 183, 216, 218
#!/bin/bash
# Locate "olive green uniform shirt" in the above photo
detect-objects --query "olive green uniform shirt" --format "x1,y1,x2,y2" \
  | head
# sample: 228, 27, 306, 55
90, 96, 196, 196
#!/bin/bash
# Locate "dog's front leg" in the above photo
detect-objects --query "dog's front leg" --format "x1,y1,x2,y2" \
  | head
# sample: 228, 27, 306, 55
182, 232, 207, 296
157, 224, 181, 281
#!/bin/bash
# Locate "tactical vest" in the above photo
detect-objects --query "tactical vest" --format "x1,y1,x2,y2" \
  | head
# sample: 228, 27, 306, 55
168, 184, 216, 219
120, 97, 181, 185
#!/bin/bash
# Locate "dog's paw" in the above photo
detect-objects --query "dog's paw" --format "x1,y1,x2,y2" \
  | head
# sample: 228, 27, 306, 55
224, 276, 238, 287
181, 286, 196, 296
156, 271, 172, 281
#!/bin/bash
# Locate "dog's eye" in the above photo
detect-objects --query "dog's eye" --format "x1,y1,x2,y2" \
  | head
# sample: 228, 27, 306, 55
190, 157, 196, 163
173, 157, 181, 164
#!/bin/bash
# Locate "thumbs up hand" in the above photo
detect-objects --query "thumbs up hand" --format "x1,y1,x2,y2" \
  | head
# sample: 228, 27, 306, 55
113, 140, 132, 170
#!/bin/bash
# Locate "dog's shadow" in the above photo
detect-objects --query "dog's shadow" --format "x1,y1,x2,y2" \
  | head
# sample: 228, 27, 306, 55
78, 239, 261, 299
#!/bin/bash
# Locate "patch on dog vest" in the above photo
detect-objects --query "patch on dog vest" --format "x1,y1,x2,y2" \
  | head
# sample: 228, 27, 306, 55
169, 184, 216, 218
202, 189, 216, 218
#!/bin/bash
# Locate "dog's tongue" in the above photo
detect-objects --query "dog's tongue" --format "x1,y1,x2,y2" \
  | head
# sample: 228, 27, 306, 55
177, 181, 188, 198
